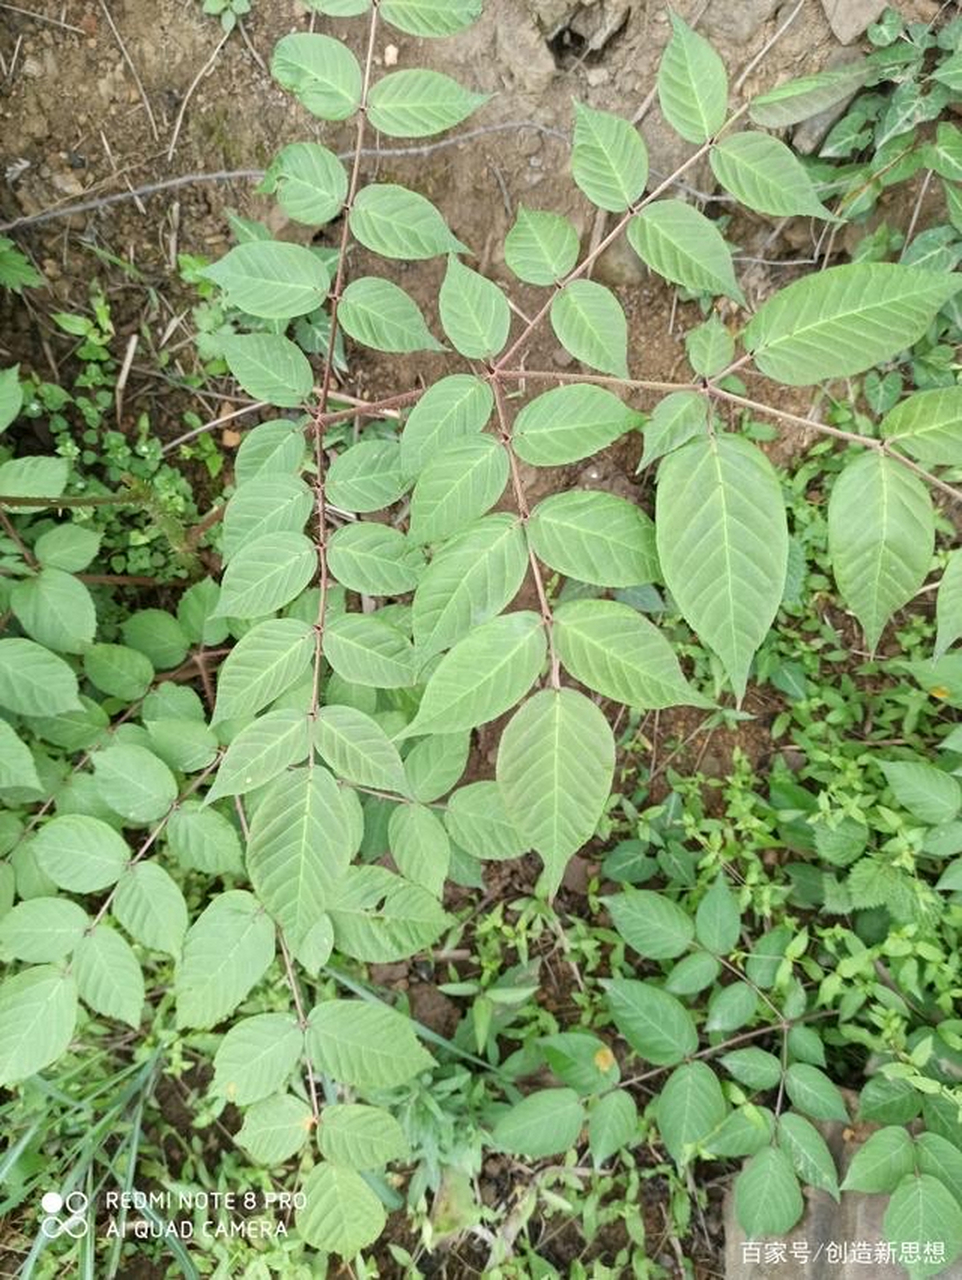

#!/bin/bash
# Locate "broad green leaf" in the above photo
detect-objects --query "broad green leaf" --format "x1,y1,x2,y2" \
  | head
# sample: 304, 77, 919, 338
213, 618, 315, 723
777, 1112, 839, 1199
221, 333, 314, 408
315, 704, 408, 793
327, 438, 409, 513
745, 924, 791, 988
0, 966, 77, 1087
0, 365, 22, 432
222, 475, 313, 561
734, 1146, 803, 1236
749, 60, 870, 128
539, 1031, 619, 1095
0, 638, 80, 716
0, 721, 41, 793
551, 280, 628, 377
247, 767, 358, 943
145, 718, 216, 774
656, 1062, 728, 1165
745, 263, 961, 386
703, 1104, 775, 1159
112, 862, 187, 956
497, 688, 614, 891
339, 277, 442, 353
554, 599, 710, 709
514, 385, 641, 466
121, 610, 189, 671
166, 802, 244, 875
309, 0, 370, 12
234, 420, 306, 486
664, 951, 721, 996
884, 1174, 962, 1280
350, 184, 466, 260
934, 50, 962, 94
175, 890, 276, 1029
880, 760, 961, 825
216, 532, 317, 620
571, 102, 648, 212
720, 1048, 782, 1091
73, 925, 143, 1028
937, 551, 962, 660
445, 780, 528, 861
237, 1094, 313, 1164
208, 710, 311, 801
695, 874, 741, 953
400, 374, 493, 475
412, 514, 527, 662
93, 745, 177, 824
213, 1013, 302, 1105
606, 888, 694, 958
881, 388, 962, 466
84, 644, 153, 701
604, 977, 697, 1065
657, 13, 727, 144
327, 865, 449, 961
323, 612, 416, 688
827, 451, 933, 651
401, 611, 545, 737
589, 1089, 638, 1166
380, 0, 481, 37
628, 200, 744, 303
403, 732, 470, 803
438, 256, 510, 359
710, 132, 834, 219
685, 315, 734, 376
409, 435, 508, 545
33, 523, 101, 572
11, 569, 95, 655
784, 1063, 848, 1121
0, 898, 87, 963
306, 998, 434, 1088
388, 803, 450, 896
504, 207, 579, 285
527, 490, 658, 588
320, 1103, 408, 1170
261, 142, 347, 225
859, 1077, 922, 1126
0, 455, 68, 511
916, 1132, 962, 1208
328, 523, 424, 596
706, 982, 757, 1032
202, 242, 329, 319
297, 1163, 386, 1258
657, 433, 787, 700
33, 815, 129, 892
493, 1088, 585, 1158
271, 33, 361, 120
367, 70, 488, 139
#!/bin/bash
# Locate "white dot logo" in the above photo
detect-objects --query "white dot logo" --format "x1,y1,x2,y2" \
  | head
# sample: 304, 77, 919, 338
40, 1189, 89, 1239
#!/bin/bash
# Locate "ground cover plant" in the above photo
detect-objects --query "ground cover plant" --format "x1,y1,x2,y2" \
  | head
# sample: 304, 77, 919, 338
2, 1, 962, 1275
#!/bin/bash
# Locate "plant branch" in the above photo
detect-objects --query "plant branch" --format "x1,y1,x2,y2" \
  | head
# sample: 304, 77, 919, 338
279, 934, 322, 1125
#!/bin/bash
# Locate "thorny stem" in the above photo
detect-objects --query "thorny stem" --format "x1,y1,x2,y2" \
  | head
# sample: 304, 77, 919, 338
279, 933, 322, 1125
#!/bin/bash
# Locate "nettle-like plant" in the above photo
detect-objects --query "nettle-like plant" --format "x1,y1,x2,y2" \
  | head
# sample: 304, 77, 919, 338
3, 0, 962, 1264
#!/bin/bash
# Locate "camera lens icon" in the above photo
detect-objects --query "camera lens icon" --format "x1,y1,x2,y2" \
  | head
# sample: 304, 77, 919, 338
40, 1190, 89, 1239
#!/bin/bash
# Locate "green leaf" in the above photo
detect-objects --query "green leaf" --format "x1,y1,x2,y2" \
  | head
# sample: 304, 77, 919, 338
412, 514, 527, 662
784, 1063, 849, 1121
0, 365, 22, 432
208, 710, 311, 801
339, 277, 442, 353
539, 1031, 619, 1094
323, 612, 416, 688
214, 618, 315, 723
315, 704, 408, 793
777, 1112, 839, 1199
527, 490, 658, 588
112, 863, 187, 956
403, 732, 470, 803
720, 1048, 782, 1091
551, 280, 628, 377
734, 1146, 803, 1236
0, 721, 41, 793
0, 966, 77, 1087
745, 924, 791, 988
34, 815, 129, 892
498, 689, 613, 891
744, 263, 961, 386
380, 0, 481, 37
400, 374, 493, 475
319, 1103, 408, 1169
166, 802, 243, 875
709, 132, 834, 219
222, 333, 313, 408
514, 385, 642, 467
93, 745, 177, 824
409, 435, 508, 545
685, 315, 733, 377
657, 433, 788, 701
0, 898, 88, 963
881, 388, 962, 467
504, 207, 579, 285
589, 1089, 638, 1166
402, 611, 545, 736
656, 1062, 728, 1165
367, 70, 488, 139
438, 256, 510, 359
664, 951, 721, 996
445, 780, 528, 861
493, 1088, 585, 1158
222, 476, 313, 561
936, 551, 962, 660
916, 1132, 962, 1208
212, 1013, 302, 1105
216, 532, 317, 620
247, 768, 358, 943
271, 33, 361, 120
933, 50, 962, 93
695, 874, 741, 953
749, 60, 870, 128
297, 1163, 386, 1258
306, 998, 434, 1088
350, 184, 466, 259
827, 452, 934, 652
237, 1094, 313, 1164
260, 142, 347, 225
10, 568, 95, 655
657, 13, 727, 144
121, 610, 189, 671
703, 1104, 775, 1158
554, 599, 710, 709
175, 890, 276, 1030
881, 760, 961, 825
628, 200, 744, 303
706, 982, 757, 1032
73, 925, 143, 1028
328, 523, 424, 596
84, 644, 153, 701
309, 0, 370, 13
604, 977, 698, 1065
327, 865, 449, 961
388, 803, 450, 896
0, 456, 69, 511
571, 102, 648, 212
33, 523, 101, 573
202, 242, 329, 319
0, 638, 80, 716
327, 439, 410, 513
234, 421, 306, 487
884, 1174, 962, 1280
606, 888, 694, 959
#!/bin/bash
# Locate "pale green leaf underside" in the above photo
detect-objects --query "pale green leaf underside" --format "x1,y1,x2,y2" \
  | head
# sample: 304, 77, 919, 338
328, 522, 424, 596
572, 101, 648, 213
175, 891, 275, 1030
217, 532, 316, 620
409, 435, 509, 545
514, 384, 641, 467
221, 333, 314, 408
438, 256, 511, 359
628, 199, 744, 303
306, 998, 434, 1088
339, 277, 443, 353
315, 705, 409, 794
323, 612, 417, 688
749, 60, 870, 129
400, 374, 493, 475
350, 184, 467, 260
527, 490, 659, 588
657, 13, 728, 145
262, 142, 347, 225
937, 550, 962, 660
202, 242, 329, 319
367, 70, 488, 139
380, 0, 481, 38
221, 476, 313, 562
551, 280, 628, 378
709, 132, 834, 220
213, 1013, 302, 1105
504, 206, 580, 285
213, 618, 315, 724
0, 966, 78, 1087
881, 387, 962, 466
297, 1162, 386, 1258
271, 33, 361, 120
207, 709, 311, 801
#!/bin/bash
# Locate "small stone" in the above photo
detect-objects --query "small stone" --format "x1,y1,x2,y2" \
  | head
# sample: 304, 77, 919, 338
552, 346, 575, 367
585, 66, 609, 87
384, 43, 399, 67
820, 0, 887, 44
702, 0, 780, 44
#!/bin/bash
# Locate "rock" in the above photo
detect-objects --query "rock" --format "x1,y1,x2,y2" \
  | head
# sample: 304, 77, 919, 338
792, 50, 867, 154
702, 0, 781, 45
594, 234, 646, 288
495, 11, 557, 96
820, 0, 886, 44
641, 103, 714, 197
